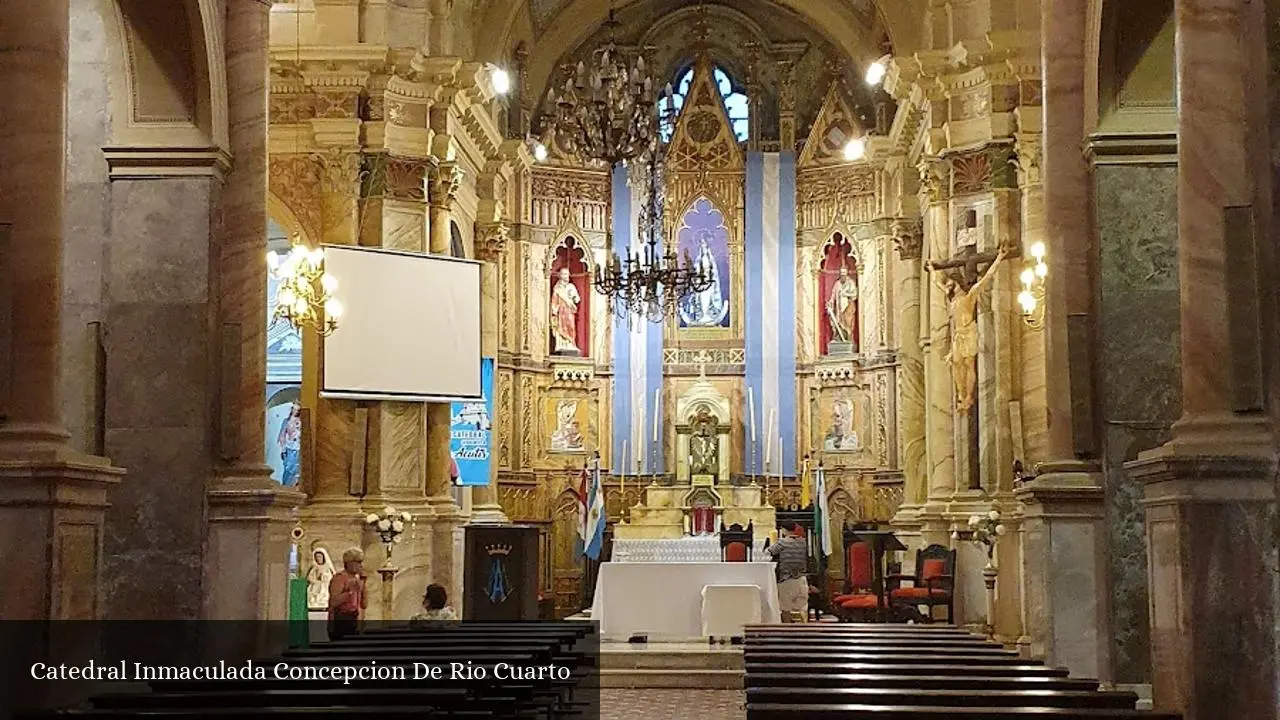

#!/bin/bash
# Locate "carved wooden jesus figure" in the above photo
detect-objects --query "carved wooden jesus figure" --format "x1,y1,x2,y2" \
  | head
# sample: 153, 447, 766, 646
932, 247, 1008, 413
550, 267, 581, 356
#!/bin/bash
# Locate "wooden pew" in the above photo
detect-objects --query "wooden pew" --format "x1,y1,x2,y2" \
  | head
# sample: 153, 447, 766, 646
742, 624, 1177, 720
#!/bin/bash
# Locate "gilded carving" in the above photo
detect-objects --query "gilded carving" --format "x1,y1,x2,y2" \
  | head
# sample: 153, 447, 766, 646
949, 88, 989, 121
497, 371, 513, 469
916, 157, 949, 204
311, 147, 364, 195
430, 163, 465, 208
476, 222, 510, 262
874, 373, 889, 466
797, 166, 876, 204
666, 55, 744, 173
520, 374, 534, 464
314, 89, 360, 119
269, 94, 314, 124
530, 169, 608, 204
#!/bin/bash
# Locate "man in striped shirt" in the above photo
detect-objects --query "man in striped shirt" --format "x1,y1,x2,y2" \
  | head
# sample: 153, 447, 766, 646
767, 525, 810, 622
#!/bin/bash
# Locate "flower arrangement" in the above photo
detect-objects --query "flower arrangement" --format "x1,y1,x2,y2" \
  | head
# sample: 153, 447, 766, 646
365, 506, 412, 546
966, 509, 1007, 561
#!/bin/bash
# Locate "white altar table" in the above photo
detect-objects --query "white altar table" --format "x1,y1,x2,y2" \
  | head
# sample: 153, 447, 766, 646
590, 561, 780, 640
611, 535, 769, 563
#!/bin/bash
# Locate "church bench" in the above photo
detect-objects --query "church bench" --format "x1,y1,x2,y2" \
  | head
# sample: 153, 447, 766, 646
746, 686, 1141, 709
743, 651, 1030, 666
745, 672, 1103, 691
745, 638, 1012, 653
744, 662, 1071, 678
31, 708, 529, 719
745, 704, 1181, 720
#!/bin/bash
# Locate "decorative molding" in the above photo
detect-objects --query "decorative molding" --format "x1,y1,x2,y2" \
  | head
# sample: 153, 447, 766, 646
476, 222, 510, 262
430, 162, 465, 208
662, 348, 746, 366
551, 362, 595, 386
103, 146, 233, 180
383, 156, 435, 202
1083, 131, 1178, 166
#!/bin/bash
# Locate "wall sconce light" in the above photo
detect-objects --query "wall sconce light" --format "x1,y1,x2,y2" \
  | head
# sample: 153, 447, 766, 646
843, 137, 866, 161
865, 54, 890, 86
268, 234, 343, 337
1017, 241, 1046, 329
488, 64, 511, 95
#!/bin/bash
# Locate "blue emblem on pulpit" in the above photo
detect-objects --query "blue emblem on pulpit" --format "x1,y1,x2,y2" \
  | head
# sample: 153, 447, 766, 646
485, 544, 511, 604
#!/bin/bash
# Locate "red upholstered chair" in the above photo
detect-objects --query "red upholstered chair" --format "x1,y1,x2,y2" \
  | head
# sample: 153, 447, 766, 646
832, 541, 879, 621
719, 521, 754, 562
888, 544, 955, 623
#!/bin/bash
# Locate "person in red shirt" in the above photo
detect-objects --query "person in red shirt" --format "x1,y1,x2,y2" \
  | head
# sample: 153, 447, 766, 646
327, 548, 367, 639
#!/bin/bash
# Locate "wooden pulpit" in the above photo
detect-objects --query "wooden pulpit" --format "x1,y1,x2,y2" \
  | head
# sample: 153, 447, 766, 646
463, 524, 539, 621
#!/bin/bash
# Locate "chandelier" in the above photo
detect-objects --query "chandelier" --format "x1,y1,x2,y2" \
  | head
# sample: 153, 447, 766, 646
545, 5, 671, 165
267, 234, 343, 337
593, 149, 713, 323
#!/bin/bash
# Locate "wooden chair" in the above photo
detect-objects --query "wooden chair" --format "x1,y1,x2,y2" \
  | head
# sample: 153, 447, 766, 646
720, 520, 754, 562
888, 543, 956, 623
831, 540, 879, 621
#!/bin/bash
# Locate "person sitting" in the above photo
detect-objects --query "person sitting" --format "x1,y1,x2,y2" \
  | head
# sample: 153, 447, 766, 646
766, 525, 810, 623
410, 583, 458, 625
327, 548, 367, 639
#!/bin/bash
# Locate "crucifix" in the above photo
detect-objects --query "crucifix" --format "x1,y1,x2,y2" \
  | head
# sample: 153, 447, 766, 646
925, 209, 1008, 491
695, 349, 711, 379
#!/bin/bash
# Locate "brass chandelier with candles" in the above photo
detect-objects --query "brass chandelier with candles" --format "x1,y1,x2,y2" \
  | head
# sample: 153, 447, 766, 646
268, 235, 343, 337
546, 3, 710, 322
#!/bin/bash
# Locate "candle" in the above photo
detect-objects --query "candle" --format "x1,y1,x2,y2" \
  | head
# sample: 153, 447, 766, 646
748, 388, 756, 443
764, 409, 775, 466
652, 388, 660, 442
777, 436, 784, 492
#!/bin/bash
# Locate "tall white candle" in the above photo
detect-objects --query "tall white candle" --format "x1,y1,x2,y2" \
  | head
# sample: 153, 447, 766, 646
764, 409, 775, 466
777, 435, 784, 492
748, 388, 756, 443
651, 388, 660, 442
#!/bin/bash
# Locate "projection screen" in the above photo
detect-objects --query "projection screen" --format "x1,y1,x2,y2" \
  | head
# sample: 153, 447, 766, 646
321, 245, 482, 403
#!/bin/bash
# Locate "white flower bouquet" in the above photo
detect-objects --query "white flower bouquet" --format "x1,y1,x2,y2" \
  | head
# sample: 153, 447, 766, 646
965, 509, 1006, 561
364, 506, 413, 546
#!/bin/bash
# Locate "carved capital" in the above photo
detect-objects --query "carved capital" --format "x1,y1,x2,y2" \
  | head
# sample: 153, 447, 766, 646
475, 222, 509, 262
916, 156, 949, 204
384, 156, 435, 202
310, 147, 363, 195
429, 162, 464, 209
890, 217, 924, 260
1012, 132, 1043, 186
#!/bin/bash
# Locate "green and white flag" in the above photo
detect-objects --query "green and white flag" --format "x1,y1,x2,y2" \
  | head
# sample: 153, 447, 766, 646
814, 465, 833, 557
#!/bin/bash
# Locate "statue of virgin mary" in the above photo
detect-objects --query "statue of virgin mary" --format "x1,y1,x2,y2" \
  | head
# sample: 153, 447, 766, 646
679, 231, 728, 327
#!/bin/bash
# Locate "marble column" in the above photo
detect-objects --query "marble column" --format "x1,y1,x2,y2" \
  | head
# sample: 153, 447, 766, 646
892, 219, 927, 508
426, 163, 464, 592
426, 0, 454, 56
1124, 0, 1278, 716
0, 0, 123, 621
204, 0, 304, 621
472, 223, 510, 524
920, 161, 956, 506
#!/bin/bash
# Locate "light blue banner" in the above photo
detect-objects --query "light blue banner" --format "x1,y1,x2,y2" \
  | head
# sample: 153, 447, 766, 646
450, 357, 494, 486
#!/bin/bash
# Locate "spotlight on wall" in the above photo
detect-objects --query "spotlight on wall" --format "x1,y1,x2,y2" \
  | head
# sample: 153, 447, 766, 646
1017, 241, 1047, 330
843, 137, 866, 161
533, 142, 548, 163
865, 54, 890, 86
490, 66, 511, 95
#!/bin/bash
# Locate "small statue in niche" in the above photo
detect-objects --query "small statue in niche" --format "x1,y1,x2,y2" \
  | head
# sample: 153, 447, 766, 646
549, 267, 582, 356
306, 546, 336, 611
688, 407, 719, 478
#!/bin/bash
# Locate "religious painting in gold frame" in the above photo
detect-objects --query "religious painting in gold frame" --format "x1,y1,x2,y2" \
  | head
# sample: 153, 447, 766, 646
808, 387, 873, 459
541, 391, 598, 455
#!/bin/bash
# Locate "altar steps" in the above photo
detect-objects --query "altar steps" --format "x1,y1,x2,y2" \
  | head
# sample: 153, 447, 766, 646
600, 642, 744, 689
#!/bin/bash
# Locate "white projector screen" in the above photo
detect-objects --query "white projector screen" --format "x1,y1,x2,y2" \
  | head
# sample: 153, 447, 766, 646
321, 245, 481, 403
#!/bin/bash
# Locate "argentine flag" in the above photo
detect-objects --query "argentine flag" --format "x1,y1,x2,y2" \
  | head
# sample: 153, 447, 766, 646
584, 455, 606, 560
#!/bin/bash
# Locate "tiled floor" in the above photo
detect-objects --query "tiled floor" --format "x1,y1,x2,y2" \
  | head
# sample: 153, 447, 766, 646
600, 689, 746, 719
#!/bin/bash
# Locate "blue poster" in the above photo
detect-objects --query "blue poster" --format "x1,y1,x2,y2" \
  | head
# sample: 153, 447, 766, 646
450, 358, 494, 486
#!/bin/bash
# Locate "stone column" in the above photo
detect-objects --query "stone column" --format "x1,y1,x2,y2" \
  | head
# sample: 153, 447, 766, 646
426, 0, 454, 56
891, 219, 927, 508
204, 0, 305, 621
425, 162, 464, 591
1019, 0, 1111, 678
0, 0, 123, 621
919, 159, 956, 508
472, 222, 510, 524
1124, 0, 1278, 716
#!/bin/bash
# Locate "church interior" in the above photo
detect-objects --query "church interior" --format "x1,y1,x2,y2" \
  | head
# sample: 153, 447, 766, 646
1, 0, 1279, 718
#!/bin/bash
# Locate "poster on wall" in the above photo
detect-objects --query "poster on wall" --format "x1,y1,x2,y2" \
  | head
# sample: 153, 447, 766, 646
450, 357, 494, 486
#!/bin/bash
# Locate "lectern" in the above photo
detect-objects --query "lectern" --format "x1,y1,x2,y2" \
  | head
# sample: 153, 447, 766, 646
463, 524, 539, 621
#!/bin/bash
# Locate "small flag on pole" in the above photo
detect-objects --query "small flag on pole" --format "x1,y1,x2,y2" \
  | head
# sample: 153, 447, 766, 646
814, 463, 832, 557
584, 453, 606, 560
800, 455, 812, 508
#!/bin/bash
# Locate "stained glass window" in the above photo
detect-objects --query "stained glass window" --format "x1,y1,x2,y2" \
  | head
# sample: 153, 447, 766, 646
659, 65, 749, 142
